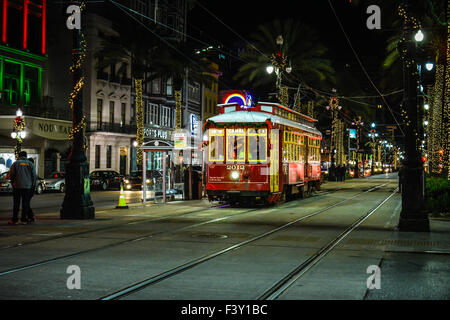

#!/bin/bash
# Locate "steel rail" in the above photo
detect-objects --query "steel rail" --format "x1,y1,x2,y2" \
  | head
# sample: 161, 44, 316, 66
257, 187, 398, 300
100, 183, 388, 300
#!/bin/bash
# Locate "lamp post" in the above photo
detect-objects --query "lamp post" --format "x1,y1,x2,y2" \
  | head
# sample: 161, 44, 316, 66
398, 0, 429, 232
369, 123, 377, 176
11, 108, 26, 158
354, 116, 364, 177
326, 97, 342, 181
266, 35, 291, 106
60, 0, 95, 219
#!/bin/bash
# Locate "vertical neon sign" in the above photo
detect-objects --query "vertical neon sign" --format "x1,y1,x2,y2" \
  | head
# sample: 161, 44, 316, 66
2, 0, 7, 43
23, 0, 29, 49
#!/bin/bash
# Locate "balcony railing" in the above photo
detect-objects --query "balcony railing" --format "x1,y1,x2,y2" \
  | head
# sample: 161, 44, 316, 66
0, 101, 72, 121
96, 71, 132, 86
86, 121, 137, 135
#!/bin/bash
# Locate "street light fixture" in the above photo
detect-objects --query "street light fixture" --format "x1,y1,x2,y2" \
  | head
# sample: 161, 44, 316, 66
266, 65, 274, 74
425, 62, 434, 71
424, 103, 429, 110
414, 29, 424, 42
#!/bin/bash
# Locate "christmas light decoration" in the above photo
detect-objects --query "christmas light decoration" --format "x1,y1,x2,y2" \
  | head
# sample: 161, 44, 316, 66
135, 78, 144, 168
175, 90, 182, 129
67, 2, 87, 150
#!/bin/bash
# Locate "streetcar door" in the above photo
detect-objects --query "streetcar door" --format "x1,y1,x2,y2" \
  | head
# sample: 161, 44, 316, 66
270, 129, 280, 193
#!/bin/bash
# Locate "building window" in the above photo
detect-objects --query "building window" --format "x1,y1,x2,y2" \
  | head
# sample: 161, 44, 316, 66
166, 77, 172, 96
106, 145, 112, 168
95, 145, 101, 169
109, 101, 115, 124
3, 61, 20, 105
97, 99, 103, 130
152, 78, 161, 94
23, 66, 39, 105
161, 106, 170, 127
145, 102, 160, 125
121, 103, 126, 127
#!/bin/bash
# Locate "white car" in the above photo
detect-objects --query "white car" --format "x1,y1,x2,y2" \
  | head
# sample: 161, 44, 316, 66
44, 172, 66, 193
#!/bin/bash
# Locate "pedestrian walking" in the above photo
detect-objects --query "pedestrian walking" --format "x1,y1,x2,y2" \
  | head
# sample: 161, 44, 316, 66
6, 151, 37, 225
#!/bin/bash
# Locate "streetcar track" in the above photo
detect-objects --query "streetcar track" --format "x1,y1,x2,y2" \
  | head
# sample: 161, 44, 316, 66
0, 204, 230, 250
0, 186, 380, 278
99, 183, 388, 300
257, 187, 398, 300
0, 188, 342, 250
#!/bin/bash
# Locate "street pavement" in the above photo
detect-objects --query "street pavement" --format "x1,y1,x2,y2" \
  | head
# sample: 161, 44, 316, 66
0, 174, 448, 300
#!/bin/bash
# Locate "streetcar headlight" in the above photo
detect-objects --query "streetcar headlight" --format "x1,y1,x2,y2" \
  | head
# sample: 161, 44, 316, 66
124, 179, 129, 184
231, 171, 240, 180
146, 179, 150, 184
126, 184, 131, 189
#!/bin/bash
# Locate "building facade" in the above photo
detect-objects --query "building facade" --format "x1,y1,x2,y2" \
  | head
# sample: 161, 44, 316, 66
0, 0, 73, 177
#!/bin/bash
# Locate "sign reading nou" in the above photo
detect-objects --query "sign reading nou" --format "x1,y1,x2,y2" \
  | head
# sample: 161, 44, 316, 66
32, 119, 72, 140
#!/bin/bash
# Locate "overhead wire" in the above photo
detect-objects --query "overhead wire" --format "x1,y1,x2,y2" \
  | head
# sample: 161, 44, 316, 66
327, 0, 405, 136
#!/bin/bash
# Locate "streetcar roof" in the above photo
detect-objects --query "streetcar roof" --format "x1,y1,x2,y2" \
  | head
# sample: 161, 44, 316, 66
206, 110, 322, 137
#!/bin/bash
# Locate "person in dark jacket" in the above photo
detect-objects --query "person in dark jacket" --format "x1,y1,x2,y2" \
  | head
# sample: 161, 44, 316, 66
6, 151, 37, 225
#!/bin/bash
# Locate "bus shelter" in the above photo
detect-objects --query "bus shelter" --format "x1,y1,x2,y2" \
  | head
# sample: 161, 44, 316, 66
140, 140, 173, 205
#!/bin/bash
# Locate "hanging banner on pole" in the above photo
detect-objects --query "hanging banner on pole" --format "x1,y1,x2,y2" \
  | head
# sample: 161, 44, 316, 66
174, 130, 188, 149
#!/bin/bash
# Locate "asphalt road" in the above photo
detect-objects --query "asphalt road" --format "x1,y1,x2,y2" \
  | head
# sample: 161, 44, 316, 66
0, 176, 448, 301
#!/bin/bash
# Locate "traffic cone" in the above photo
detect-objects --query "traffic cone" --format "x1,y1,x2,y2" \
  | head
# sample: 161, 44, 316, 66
116, 184, 129, 209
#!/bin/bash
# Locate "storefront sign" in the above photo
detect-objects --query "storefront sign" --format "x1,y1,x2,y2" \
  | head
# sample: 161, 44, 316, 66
144, 128, 172, 140
174, 131, 188, 149
190, 114, 199, 136
32, 119, 72, 140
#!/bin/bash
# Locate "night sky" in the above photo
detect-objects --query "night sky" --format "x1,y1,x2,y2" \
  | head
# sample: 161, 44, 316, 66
188, 0, 392, 95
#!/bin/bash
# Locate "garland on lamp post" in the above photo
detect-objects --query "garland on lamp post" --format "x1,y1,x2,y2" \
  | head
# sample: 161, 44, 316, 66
12, 112, 26, 158
60, 0, 94, 220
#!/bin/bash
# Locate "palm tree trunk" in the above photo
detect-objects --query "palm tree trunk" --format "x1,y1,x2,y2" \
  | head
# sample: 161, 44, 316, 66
135, 78, 144, 169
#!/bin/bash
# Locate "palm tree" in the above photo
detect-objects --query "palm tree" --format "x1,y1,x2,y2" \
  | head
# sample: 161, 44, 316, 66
233, 19, 336, 105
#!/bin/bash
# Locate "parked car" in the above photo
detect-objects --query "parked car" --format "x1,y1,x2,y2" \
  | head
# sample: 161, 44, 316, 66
124, 170, 163, 190
0, 172, 46, 194
44, 172, 66, 193
89, 170, 123, 190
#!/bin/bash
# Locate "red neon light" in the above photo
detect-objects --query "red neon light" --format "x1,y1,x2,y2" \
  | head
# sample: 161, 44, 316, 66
2, 0, 7, 43
23, 0, 29, 49
41, 0, 46, 54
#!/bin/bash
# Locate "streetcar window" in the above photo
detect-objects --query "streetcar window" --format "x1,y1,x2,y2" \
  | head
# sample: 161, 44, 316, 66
248, 128, 267, 163
226, 128, 246, 163
208, 129, 224, 162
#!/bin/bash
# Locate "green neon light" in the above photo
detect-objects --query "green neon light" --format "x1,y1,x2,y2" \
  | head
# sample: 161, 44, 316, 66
0, 55, 43, 105
0, 44, 47, 62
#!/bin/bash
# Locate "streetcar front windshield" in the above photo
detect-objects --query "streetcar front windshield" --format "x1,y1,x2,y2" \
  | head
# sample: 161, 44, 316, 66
226, 128, 246, 163
208, 129, 224, 162
248, 128, 267, 163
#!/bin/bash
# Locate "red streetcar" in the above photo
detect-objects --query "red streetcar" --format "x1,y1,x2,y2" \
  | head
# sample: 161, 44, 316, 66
203, 101, 322, 205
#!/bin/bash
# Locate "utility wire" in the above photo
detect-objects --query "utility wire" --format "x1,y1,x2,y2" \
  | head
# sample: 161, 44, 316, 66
327, 0, 405, 136
109, 0, 251, 65
192, 0, 270, 60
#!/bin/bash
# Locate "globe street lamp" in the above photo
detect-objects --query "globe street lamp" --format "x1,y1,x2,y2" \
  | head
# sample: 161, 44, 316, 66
414, 29, 424, 42
267, 35, 292, 106
425, 62, 434, 71
11, 108, 26, 158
